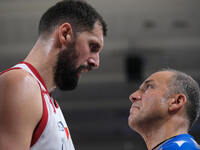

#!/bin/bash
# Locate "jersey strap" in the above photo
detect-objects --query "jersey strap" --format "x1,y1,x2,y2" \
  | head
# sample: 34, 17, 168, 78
1, 62, 49, 147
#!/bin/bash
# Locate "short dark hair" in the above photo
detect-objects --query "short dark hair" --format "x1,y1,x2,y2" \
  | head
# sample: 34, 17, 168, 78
38, 0, 107, 37
164, 69, 200, 129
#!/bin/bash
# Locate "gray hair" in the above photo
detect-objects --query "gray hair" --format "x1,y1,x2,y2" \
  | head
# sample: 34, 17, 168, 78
162, 69, 200, 129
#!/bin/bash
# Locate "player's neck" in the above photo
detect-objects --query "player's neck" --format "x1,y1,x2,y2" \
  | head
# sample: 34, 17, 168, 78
24, 38, 58, 93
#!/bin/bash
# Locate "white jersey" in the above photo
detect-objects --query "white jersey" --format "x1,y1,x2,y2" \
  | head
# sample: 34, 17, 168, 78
2, 62, 75, 150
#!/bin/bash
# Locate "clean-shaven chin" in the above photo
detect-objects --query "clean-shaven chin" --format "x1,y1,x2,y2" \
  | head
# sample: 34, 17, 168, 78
129, 106, 140, 120
130, 105, 140, 113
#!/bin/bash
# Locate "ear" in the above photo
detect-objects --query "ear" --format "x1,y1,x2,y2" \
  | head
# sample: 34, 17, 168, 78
57, 23, 73, 49
168, 94, 187, 112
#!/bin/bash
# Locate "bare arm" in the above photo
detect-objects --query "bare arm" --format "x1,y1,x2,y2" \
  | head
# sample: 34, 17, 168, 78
0, 70, 43, 150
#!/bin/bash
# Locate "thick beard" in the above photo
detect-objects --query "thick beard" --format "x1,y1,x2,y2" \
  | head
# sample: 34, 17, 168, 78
54, 42, 80, 91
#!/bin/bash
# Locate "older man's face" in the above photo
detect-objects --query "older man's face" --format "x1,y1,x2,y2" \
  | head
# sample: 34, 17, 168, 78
128, 71, 174, 130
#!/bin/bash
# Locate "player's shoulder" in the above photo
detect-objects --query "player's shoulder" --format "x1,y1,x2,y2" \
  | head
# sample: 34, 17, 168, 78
0, 68, 40, 93
0, 69, 43, 145
0, 68, 43, 109
160, 135, 200, 150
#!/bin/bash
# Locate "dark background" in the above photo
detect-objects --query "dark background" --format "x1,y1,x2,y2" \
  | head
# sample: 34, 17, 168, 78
0, 0, 200, 149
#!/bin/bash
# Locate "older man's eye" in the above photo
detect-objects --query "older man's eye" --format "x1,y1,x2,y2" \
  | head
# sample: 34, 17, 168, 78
146, 84, 153, 89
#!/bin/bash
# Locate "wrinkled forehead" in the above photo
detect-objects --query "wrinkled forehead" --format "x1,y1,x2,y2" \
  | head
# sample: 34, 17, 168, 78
143, 71, 175, 86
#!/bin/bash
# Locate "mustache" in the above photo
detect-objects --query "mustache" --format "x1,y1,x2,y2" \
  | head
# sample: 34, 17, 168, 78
77, 65, 92, 73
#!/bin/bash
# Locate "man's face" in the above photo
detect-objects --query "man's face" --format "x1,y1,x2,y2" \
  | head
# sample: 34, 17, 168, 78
54, 22, 104, 91
128, 71, 174, 130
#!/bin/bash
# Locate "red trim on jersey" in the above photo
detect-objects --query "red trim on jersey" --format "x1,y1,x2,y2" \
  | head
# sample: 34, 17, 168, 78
49, 97, 56, 113
43, 90, 57, 113
19, 62, 49, 93
65, 128, 69, 140
1, 65, 49, 147
54, 100, 59, 108
31, 88, 48, 146
18, 62, 49, 146
0, 67, 21, 75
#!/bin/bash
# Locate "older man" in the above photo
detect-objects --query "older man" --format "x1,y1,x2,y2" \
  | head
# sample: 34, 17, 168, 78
128, 69, 200, 150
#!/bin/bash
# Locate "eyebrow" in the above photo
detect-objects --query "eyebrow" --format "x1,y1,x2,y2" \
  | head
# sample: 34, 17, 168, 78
90, 39, 102, 47
139, 79, 155, 89
89, 35, 103, 47
144, 79, 154, 85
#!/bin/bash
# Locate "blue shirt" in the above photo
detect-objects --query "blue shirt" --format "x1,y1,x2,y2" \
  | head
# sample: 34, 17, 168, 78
155, 134, 200, 150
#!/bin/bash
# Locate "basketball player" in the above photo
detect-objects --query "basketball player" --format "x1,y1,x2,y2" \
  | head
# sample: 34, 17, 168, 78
128, 69, 200, 150
0, 0, 107, 150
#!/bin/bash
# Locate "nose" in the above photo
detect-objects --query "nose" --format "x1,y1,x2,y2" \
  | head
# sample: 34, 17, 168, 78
129, 90, 141, 103
88, 54, 99, 69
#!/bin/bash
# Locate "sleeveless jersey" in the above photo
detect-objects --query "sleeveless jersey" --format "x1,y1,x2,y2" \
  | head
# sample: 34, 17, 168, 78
1, 62, 75, 150
155, 134, 200, 150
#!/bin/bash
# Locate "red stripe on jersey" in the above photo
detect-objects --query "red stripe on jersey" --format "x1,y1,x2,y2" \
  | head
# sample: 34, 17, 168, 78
65, 128, 69, 140
31, 85, 48, 146
19, 62, 49, 93
54, 100, 59, 108
43, 91, 56, 113
49, 97, 56, 113
0, 67, 22, 75
1, 65, 49, 147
